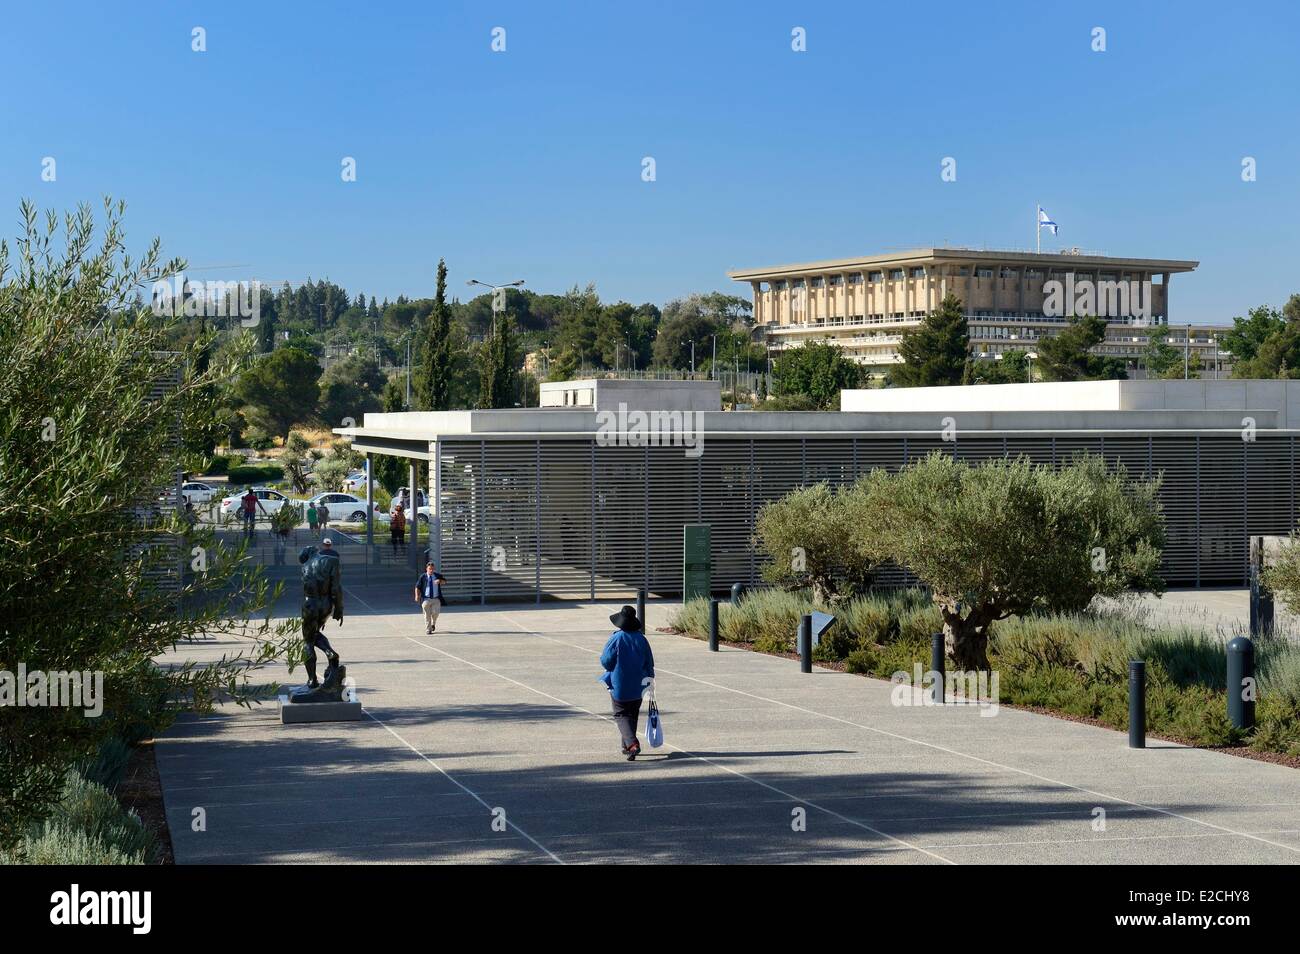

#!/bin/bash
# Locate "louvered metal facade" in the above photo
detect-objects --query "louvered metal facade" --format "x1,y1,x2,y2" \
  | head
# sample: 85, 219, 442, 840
429, 433, 1299, 603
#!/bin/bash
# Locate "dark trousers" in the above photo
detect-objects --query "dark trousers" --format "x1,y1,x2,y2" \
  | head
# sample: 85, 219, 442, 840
611, 697, 643, 749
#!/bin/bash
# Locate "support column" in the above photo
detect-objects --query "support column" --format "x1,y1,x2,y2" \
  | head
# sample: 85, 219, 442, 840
1161, 271, 1171, 322
432, 440, 442, 571
408, 459, 420, 567
365, 453, 374, 548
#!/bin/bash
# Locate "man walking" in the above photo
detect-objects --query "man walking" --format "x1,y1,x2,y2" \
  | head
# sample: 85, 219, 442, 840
413, 562, 446, 634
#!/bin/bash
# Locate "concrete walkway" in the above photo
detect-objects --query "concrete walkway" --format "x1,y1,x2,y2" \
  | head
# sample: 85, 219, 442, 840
156, 586, 1300, 864
1116, 588, 1300, 639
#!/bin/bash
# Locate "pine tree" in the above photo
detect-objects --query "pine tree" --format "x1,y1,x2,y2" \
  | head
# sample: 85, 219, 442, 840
414, 260, 453, 410
1037, 313, 1120, 381
892, 293, 969, 387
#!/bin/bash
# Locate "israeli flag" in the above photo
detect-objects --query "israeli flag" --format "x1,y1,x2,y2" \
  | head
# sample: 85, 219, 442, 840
1038, 207, 1058, 236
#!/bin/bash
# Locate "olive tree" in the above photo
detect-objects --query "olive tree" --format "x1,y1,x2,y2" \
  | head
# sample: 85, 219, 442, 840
860, 452, 1164, 671
1263, 539, 1300, 615
753, 482, 878, 602
0, 200, 296, 846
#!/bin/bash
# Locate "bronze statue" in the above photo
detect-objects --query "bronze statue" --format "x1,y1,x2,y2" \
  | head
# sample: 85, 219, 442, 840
293, 540, 345, 700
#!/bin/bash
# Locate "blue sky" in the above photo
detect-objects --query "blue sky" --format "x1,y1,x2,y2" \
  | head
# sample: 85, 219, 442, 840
1, 0, 1296, 324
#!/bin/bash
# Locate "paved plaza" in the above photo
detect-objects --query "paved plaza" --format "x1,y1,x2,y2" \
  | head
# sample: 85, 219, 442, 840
155, 584, 1300, 865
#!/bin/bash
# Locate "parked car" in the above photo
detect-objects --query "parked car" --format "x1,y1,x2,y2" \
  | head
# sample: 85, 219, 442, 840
181, 481, 217, 505
218, 487, 291, 520
391, 487, 428, 514
305, 491, 388, 524
341, 471, 367, 492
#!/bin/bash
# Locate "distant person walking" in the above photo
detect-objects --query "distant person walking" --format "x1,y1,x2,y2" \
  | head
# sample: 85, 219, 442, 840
391, 504, 407, 553
599, 605, 655, 760
240, 487, 260, 535
413, 562, 447, 634
317, 501, 330, 535
307, 502, 319, 534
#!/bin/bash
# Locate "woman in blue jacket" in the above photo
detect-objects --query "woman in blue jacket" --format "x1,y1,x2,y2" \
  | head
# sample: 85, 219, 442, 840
599, 605, 655, 760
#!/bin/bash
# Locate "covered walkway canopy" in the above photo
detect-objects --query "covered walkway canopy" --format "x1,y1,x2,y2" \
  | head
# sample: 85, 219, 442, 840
337, 379, 1300, 603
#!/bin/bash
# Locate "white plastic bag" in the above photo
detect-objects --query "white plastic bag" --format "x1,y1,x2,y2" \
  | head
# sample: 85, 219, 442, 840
646, 681, 664, 748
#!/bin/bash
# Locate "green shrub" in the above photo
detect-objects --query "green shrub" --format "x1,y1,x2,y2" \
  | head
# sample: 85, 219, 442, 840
721, 588, 818, 645
227, 463, 284, 485
3, 771, 158, 865
669, 598, 712, 640
898, 605, 943, 643
4, 825, 146, 865
754, 631, 795, 654
815, 621, 862, 660
206, 453, 231, 476
75, 737, 133, 791
844, 647, 879, 674
245, 427, 275, 451
836, 597, 894, 647
1251, 697, 1300, 757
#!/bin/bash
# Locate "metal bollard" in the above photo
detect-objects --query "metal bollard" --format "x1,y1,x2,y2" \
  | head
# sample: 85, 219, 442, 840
637, 588, 646, 631
731, 582, 746, 604
930, 633, 946, 705
799, 614, 812, 674
1226, 636, 1255, 731
708, 598, 720, 653
1128, 661, 1146, 749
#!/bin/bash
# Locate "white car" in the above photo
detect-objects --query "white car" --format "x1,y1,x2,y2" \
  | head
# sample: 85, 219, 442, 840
341, 472, 367, 492
181, 481, 217, 505
391, 487, 428, 514
305, 491, 388, 524
219, 487, 291, 520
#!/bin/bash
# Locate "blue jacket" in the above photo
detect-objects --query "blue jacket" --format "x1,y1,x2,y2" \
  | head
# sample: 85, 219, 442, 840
599, 629, 655, 701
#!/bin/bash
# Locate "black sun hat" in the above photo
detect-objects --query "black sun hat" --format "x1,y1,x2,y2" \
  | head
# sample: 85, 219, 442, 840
609, 605, 642, 632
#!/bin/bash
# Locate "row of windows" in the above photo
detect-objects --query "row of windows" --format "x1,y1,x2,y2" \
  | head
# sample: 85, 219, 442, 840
763, 268, 1154, 292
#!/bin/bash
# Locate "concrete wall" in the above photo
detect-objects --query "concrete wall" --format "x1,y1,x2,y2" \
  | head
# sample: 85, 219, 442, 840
842, 379, 1300, 427
841, 381, 1125, 413
540, 378, 722, 413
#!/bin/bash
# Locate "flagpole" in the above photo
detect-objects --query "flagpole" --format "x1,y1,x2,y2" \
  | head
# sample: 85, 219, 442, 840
1036, 204, 1040, 254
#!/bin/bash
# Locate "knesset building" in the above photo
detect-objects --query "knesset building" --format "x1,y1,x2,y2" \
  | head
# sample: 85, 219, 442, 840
337, 378, 1300, 603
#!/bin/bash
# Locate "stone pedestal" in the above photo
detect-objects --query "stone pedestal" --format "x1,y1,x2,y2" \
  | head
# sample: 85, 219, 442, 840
278, 693, 364, 724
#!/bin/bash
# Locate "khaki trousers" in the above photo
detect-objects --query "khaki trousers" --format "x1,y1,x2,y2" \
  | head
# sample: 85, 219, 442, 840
421, 599, 441, 629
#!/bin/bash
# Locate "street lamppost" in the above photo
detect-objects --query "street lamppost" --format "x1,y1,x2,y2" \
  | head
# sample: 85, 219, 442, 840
466, 278, 526, 337
392, 328, 415, 408
467, 278, 526, 400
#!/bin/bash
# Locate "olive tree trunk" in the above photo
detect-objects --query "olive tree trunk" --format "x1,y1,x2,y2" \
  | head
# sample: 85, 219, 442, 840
941, 605, 995, 673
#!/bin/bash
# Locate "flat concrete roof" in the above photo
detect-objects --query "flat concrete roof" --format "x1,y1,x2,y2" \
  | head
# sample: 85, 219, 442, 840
332, 379, 1300, 455
728, 247, 1199, 281
843, 379, 1300, 429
